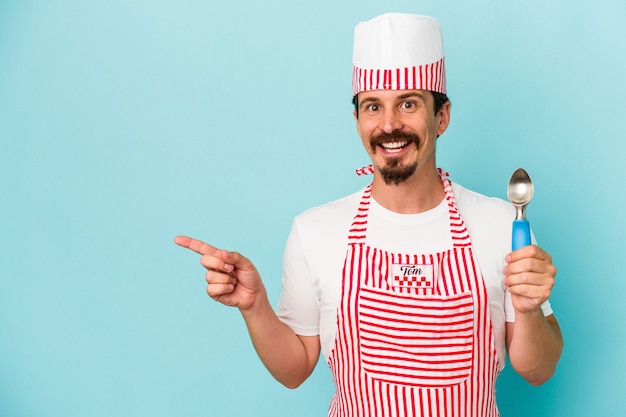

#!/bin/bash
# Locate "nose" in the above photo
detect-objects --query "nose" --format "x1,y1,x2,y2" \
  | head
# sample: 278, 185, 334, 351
379, 107, 403, 134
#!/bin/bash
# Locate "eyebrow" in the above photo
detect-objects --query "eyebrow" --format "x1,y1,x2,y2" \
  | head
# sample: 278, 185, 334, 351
358, 97, 378, 110
396, 92, 427, 100
358, 91, 427, 109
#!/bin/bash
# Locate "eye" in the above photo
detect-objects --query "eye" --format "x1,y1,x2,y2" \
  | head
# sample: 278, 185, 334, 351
366, 103, 380, 112
400, 101, 416, 111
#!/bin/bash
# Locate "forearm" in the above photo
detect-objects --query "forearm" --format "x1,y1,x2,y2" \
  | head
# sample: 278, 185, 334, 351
240, 291, 319, 389
173, 238, 318, 387
507, 312, 563, 385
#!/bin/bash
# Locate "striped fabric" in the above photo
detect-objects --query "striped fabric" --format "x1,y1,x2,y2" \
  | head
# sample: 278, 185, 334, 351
356, 164, 375, 176
359, 287, 474, 388
327, 171, 500, 417
352, 57, 447, 96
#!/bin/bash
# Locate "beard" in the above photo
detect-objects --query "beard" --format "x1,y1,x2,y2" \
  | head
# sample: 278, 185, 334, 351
369, 130, 421, 186
379, 159, 419, 185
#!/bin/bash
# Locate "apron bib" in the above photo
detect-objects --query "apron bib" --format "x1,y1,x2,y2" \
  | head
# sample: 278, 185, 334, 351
328, 170, 500, 417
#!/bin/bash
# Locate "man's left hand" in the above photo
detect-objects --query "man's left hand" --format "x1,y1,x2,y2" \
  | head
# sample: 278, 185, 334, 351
503, 245, 557, 315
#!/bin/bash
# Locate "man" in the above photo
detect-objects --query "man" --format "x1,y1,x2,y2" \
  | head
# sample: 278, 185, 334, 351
175, 13, 563, 416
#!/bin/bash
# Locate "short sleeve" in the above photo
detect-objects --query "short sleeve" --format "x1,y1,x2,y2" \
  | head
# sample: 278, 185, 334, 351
276, 220, 321, 336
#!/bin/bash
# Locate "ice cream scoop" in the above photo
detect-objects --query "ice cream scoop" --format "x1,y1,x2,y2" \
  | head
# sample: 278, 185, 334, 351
507, 168, 534, 250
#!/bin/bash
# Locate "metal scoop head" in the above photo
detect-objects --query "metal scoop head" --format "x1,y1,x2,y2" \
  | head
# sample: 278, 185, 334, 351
507, 168, 534, 220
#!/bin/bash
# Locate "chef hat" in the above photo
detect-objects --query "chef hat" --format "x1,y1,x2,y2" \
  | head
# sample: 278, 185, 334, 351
352, 13, 446, 96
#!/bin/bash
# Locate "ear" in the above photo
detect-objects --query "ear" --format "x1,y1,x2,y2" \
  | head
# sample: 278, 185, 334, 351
353, 109, 361, 136
436, 100, 451, 136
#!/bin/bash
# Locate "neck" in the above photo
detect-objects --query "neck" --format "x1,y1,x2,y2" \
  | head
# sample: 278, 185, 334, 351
370, 167, 445, 214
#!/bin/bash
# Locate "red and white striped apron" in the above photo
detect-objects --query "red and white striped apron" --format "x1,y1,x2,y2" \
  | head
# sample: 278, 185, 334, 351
327, 171, 500, 417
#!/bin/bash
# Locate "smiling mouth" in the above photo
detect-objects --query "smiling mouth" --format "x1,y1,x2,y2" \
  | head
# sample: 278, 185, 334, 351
380, 141, 410, 154
371, 130, 420, 155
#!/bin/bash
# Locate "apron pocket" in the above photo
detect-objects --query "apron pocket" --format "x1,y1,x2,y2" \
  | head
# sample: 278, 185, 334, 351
358, 285, 474, 388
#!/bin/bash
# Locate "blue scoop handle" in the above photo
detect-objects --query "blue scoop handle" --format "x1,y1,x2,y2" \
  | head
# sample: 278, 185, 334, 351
512, 219, 531, 250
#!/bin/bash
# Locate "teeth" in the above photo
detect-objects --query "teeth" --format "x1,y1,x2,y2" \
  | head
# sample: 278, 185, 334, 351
381, 141, 408, 150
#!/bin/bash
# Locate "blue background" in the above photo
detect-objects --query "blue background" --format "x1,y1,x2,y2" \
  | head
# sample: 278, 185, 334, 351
1, 0, 625, 415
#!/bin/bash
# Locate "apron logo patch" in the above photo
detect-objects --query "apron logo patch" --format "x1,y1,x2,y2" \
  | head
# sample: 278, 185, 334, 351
390, 263, 435, 289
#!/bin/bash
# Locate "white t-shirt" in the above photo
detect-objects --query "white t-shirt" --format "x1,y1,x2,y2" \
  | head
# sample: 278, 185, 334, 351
277, 181, 553, 370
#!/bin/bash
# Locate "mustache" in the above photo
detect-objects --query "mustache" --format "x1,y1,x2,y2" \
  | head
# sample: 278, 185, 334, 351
369, 130, 421, 149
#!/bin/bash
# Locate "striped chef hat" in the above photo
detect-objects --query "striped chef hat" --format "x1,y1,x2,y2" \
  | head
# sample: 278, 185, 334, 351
352, 13, 446, 96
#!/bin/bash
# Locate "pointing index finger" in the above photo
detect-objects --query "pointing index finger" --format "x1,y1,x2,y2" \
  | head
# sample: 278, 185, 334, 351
174, 235, 218, 256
